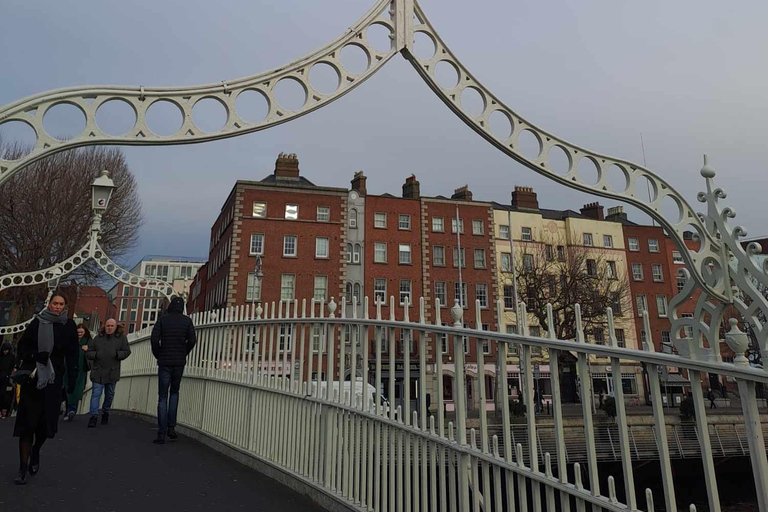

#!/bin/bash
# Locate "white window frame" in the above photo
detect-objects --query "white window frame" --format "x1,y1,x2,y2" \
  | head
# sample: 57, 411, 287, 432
253, 201, 266, 218
399, 280, 412, 306
283, 235, 297, 257
472, 220, 484, 236
523, 254, 533, 271
474, 248, 486, 269
656, 295, 668, 317
636, 295, 648, 315
648, 239, 660, 253
616, 329, 626, 348
281, 274, 295, 300
501, 253, 512, 272
586, 259, 597, 277
314, 275, 328, 301
454, 282, 468, 308
349, 208, 358, 228
374, 242, 387, 263
399, 244, 412, 265
285, 203, 298, 220
607, 261, 617, 279
433, 245, 445, 266
499, 225, 510, 240
628, 238, 640, 251
453, 247, 466, 268
249, 233, 264, 255
317, 206, 330, 222
631, 263, 643, 281
374, 212, 387, 228
521, 227, 533, 242
677, 269, 687, 293
476, 283, 489, 308
374, 279, 387, 305
451, 218, 464, 234
672, 251, 684, 264
583, 233, 593, 246
353, 244, 361, 264
652, 263, 663, 282
603, 235, 613, 248
246, 272, 262, 302
315, 237, 329, 258
432, 216, 444, 232
434, 282, 447, 307
398, 214, 411, 230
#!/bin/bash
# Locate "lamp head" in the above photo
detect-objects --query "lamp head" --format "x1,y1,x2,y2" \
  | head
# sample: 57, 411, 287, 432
91, 170, 116, 213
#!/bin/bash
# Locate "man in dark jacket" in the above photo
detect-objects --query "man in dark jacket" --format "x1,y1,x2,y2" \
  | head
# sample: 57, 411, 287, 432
86, 319, 131, 428
151, 296, 196, 444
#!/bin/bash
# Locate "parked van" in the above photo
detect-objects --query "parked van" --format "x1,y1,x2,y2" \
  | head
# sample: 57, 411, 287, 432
310, 378, 389, 411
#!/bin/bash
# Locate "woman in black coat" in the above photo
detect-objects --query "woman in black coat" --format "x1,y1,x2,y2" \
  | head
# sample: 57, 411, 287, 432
12, 294, 78, 485
0, 342, 15, 418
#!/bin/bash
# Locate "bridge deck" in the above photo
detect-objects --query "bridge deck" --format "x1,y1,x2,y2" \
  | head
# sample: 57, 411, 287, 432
0, 413, 326, 511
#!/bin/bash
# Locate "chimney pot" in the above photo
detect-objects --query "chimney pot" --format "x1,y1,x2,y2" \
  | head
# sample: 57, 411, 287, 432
274, 152, 300, 179
402, 174, 421, 199
351, 171, 367, 196
451, 185, 473, 201
511, 186, 539, 210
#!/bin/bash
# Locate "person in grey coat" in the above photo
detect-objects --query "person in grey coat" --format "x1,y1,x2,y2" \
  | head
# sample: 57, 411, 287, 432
85, 319, 130, 428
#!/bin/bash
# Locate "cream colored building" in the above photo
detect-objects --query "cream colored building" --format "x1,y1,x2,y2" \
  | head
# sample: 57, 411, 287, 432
493, 187, 643, 405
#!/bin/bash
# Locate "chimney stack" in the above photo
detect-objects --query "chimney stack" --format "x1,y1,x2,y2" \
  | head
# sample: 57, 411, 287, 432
351, 171, 367, 196
274, 152, 300, 179
580, 202, 604, 220
511, 186, 538, 210
451, 185, 473, 201
605, 206, 627, 222
402, 174, 421, 199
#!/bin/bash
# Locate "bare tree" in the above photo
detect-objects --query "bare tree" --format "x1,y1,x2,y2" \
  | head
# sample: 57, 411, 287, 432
0, 141, 142, 324
503, 234, 631, 341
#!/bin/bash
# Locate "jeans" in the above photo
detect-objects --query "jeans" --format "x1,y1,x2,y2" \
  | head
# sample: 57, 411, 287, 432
157, 365, 184, 437
89, 382, 116, 416
66, 400, 79, 415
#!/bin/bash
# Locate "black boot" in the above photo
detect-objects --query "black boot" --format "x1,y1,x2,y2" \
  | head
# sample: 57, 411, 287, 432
101, 412, 109, 425
28, 448, 40, 475
14, 469, 27, 485
153, 435, 165, 445
87, 416, 97, 428
167, 427, 178, 440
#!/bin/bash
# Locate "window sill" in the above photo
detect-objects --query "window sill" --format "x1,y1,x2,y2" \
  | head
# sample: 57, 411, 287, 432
248, 252, 264, 257
282, 255, 298, 258
433, 263, 446, 267
374, 261, 388, 265
315, 256, 330, 260
653, 280, 664, 283
373, 226, 387, 230
432, 230, 445, 234
399, 262, 413, 266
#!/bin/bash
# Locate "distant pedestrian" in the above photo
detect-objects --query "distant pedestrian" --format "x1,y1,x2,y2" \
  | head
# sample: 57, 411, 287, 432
10, 294, 79, 485
151, 297, 196, 445
86, 319, 131, 428
707, 388, 716, 409
0, 342, 15, 418
599, 388, 605, 409
534, 388, 541, 413
63, 324, 91, 422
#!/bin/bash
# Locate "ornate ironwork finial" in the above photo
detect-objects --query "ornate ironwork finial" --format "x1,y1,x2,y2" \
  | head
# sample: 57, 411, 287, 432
700, 154, 716, 179
450, 298, 463, 327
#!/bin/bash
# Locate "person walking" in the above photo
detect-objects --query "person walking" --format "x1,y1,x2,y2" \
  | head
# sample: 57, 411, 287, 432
11, 294, 79, 485
707, 388, 716, 409
63, 324, 91, 422
86, 319, 131, 428
151, 296, 196, 444
1, 342, 16, 419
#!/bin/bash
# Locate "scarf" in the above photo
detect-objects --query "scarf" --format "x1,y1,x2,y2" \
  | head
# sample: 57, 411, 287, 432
35, 308, 68, 389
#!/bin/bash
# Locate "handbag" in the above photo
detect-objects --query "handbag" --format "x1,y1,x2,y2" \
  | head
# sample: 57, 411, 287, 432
9, 368, 37, 386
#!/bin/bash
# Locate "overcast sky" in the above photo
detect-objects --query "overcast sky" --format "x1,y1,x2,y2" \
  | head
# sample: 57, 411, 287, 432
2, 0, 766, 268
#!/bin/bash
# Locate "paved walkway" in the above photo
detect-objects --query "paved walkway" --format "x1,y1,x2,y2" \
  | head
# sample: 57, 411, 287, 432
0, 414, 326, 511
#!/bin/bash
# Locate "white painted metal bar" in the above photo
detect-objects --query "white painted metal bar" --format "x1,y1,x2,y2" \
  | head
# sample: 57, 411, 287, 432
546, 303, 571, 512
575, 304, 600, 502
689, 369, 721, 512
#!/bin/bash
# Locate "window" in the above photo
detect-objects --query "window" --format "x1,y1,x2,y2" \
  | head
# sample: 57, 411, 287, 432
314, 276, 327, 301
501, 253, 512, 272
346, 282, 353, 303
476, 284, 489, 308
253, 201, 266, 218
615, 329, 626, 348
631, 263, 643, 281
586, 259, 597, 277
353, 244, 362, 264
374, 242, 387, 263
374, 212, 387, 228
621, 375, 637, 395
434, 282, 447, 307
353, 283, 361, 304
661, 331, 671, 345
545, 245, 554, 261
648, 239, 660, 253
315, 237, 329, 258
499, 225, 510, 240
557, 246, 565, 261
651, 263, 663, 282
593, 329, 605, 345
349, 208, 358, 228
636, 295, 648, 315
454, 282, 468, 307
607, 261, 617, 279
399, 244, 412, 264
433, 246, 446, 266
124, 286, 131, 297
583, 233, 593, 246
279, 324, 293, 351
682, 313, 694, 339
281, 274, 295, 300
656, 295, 668, 317
451, 218, 464, 234
312, 325, 325, 352
672, 251, 684, 264
548, 275, 557, 295
628, 238, 639, 251
482, 327, 491, 354
399, 280, 412, 305
474, 249, 486, 269
249, 233, 264, 255
677, 269, 687, 293
503, 285, 515, 309
374, 279, 387, 305
453, 247, 466, 268
432, 216, 444, 232
526, 286, 537, 311
472, 220, 484, 235
283, 235, 297, 257
398, 214, 411, 230
399, 329, 414, 354
603, 235, 613, 248
285, 203, 298, 220
611, 293, 623, 316
346, 243, 352, 263
506, 324, 518, 334
246, 272, 262, 301
521, 227, 533, 242
523, 254, 533, 271
317, 206, 330, 222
